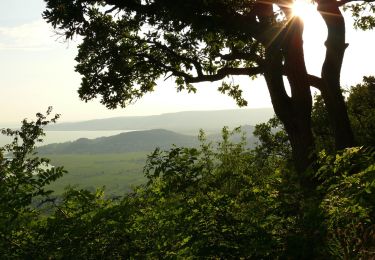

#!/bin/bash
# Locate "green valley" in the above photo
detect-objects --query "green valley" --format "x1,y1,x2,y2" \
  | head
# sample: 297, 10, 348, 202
46, 152, 147, 195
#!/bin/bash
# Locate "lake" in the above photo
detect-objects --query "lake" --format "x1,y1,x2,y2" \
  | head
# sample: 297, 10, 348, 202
0, 130, 133, 147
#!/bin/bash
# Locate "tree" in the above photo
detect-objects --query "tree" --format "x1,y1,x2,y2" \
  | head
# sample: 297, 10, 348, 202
347, 76, 375, 146
43, 0, 374, 173
120, 128, 295, 258
0, 108, 65, 257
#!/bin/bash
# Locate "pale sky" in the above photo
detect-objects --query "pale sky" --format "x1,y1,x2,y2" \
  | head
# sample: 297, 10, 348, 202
0, 0, 374, 126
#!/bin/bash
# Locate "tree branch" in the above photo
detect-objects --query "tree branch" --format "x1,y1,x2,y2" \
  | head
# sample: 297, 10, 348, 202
307, 74, 324, 90
144, 52, 263, 83
281, 66, 323, 90
104, 6, 119, 14
186, 67, 263, 83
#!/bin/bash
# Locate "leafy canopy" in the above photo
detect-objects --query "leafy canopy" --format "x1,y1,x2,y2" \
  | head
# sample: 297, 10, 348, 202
43, 0, 375, 109
43, 0, 290, 108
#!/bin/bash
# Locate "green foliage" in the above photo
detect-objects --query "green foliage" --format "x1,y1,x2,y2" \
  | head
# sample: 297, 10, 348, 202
31, 187, 134, 259
1, 119, 374, 258
0, 108, 66, 257
1, 126, 297, 258
253, 116, 291, 161
347, 76, 375, 146
130, 127, 290, 258
344, 2, 375, 30
311, 94, 336, 152
218, 82, 248, 107
317, 147, 375, 258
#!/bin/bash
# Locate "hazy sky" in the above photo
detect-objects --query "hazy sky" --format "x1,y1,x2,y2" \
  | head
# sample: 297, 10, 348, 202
0, 0, 374, 125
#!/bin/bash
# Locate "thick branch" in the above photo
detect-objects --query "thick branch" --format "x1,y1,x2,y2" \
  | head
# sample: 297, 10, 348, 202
105, 6, 118, 14
308, 74, 323, 90
281, 66, 323, 90
186, 67, 263, 83
141, 52, 263, 84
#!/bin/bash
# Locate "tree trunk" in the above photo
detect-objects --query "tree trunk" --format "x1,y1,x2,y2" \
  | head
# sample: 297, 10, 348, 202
264, 17, 315, 174
317, 0, 355, 149
284, 17, 315, 174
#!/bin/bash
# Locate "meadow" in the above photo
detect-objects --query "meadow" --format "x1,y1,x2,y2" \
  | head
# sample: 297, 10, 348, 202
46, 152, 148, 195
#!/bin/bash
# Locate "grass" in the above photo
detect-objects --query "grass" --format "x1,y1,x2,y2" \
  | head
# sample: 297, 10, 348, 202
45, 152, 149, 196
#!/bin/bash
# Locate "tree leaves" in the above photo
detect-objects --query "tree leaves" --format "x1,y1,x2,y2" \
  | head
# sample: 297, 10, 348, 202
44, 0, 264, 108
317, 147, 375, 258
0, 108, 66, 257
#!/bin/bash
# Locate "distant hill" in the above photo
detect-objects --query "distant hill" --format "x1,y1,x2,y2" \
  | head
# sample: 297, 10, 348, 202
38, 129, 199, 154
38, 127, 257, 155
46, 108, 274, 134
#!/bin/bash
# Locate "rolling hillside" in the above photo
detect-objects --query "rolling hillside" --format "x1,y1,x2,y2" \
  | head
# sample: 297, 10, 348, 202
38, 129, 200, 154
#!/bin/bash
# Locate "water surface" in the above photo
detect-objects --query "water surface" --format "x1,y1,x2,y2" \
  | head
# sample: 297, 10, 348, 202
0, 130, 133, 147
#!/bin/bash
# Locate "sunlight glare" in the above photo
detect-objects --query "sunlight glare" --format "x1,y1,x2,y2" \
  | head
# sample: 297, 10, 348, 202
292, 0, 316, 21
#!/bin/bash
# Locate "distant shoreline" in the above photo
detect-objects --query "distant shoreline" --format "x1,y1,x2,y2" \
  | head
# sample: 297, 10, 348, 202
0, 130, 134, 147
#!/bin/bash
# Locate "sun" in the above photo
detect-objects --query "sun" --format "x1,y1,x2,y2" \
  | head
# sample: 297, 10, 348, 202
292, 0, 316, 21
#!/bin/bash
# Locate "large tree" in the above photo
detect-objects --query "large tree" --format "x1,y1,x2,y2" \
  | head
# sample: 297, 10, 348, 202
43, 0, 373, 173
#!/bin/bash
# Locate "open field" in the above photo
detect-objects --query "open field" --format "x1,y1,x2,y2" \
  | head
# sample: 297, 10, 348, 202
46, 152, 149, 195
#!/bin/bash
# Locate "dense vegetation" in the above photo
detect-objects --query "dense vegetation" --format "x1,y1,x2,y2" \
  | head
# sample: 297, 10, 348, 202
1, 78, 374, 258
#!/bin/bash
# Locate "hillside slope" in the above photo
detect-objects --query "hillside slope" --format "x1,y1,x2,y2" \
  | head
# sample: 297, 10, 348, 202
38, 129, 199, 154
